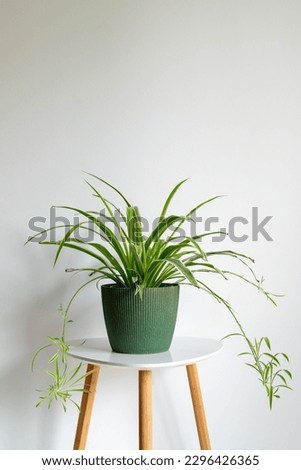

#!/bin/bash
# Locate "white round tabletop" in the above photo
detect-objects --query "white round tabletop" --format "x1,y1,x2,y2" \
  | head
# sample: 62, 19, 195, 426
68, 337, 222, 370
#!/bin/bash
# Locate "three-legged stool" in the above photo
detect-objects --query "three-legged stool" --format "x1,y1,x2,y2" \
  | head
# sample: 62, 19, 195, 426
68, 337, 222, 450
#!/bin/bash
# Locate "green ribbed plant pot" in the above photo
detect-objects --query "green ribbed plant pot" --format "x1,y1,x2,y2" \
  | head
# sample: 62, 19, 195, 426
101, 283, 180, 354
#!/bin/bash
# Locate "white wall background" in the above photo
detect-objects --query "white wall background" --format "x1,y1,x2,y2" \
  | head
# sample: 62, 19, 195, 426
0, 0, 300, 450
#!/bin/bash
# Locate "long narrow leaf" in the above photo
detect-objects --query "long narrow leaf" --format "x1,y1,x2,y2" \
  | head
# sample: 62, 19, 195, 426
84, 172, 132, 206
160, 179, 188, 219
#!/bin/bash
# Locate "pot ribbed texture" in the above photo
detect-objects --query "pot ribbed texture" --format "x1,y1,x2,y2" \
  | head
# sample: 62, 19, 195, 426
101, 284, 179, 354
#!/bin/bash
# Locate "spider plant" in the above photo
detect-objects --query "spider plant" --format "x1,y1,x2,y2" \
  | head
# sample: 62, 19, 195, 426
29, 174, 292, 410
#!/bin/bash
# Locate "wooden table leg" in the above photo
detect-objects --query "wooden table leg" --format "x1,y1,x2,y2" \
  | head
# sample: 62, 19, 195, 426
139, 370, 152, 450
186, 363, 211, 450
73, 363, 100, 450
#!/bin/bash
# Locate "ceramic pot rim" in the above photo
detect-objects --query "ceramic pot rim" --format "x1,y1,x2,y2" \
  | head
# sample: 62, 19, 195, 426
101, 283, 179, 290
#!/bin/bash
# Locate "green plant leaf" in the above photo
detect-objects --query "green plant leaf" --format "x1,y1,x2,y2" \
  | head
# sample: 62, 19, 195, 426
269, 386, 274, 410
283, 369, 293, 379
264, 337, 271, 351
159, 179, 188, 219
145, 215, 184, 248
164, 258, 199, 287
84, 172, 132, 206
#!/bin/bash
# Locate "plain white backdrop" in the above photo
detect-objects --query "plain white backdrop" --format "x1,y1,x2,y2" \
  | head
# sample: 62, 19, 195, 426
0, 0, 300, 449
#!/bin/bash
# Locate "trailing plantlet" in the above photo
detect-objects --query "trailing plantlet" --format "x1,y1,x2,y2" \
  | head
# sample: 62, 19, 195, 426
31, 305, 95, 411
